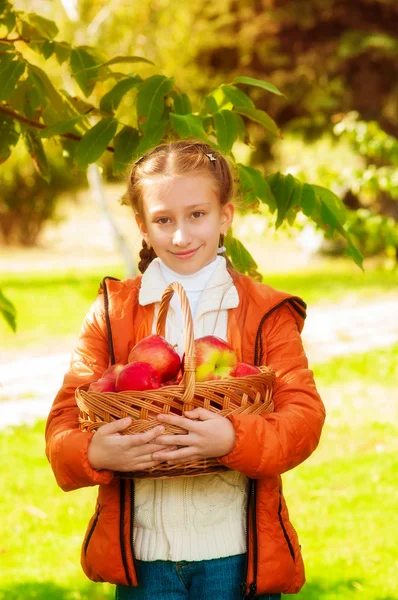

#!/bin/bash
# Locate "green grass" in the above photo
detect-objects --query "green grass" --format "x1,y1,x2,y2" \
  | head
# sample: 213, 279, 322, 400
312, 342, 398, 386
1, 341, 397, 599
1, 261, 397, 350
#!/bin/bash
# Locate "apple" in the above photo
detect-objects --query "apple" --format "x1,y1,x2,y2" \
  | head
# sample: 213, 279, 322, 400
102, 363, 125, 382
128, 335, 181, 383
192, 336, 238, 382
116, 361, 161, 392
234, 362, 261, 377
88, 377, 117, 392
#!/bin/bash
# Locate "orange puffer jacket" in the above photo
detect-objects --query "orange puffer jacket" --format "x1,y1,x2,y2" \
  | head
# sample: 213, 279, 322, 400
45, 269, 326, 597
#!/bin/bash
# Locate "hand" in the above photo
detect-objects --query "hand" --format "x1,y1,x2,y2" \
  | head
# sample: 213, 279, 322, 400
87, 417, 178, 472
151, 408, 236, 465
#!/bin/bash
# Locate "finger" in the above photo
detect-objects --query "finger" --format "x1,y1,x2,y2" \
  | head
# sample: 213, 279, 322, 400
183, 408, 218, 420
152, 446, 197, 462
124, 426, 165, 448
156, 413, 198, 431
154, 434, 195, 447
96, 417, 132, 436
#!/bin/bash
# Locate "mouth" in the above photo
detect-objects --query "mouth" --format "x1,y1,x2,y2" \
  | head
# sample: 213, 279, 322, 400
171, 246, 201, 259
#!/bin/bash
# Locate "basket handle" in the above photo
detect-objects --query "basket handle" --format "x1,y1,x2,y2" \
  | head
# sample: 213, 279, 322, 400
156, 282, 195, 405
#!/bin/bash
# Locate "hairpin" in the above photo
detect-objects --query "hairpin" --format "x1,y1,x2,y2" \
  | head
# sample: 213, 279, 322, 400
206, 152, 217, 161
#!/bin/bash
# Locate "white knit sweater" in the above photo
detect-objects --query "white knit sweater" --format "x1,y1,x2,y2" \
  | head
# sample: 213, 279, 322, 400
134, 257, 249, 561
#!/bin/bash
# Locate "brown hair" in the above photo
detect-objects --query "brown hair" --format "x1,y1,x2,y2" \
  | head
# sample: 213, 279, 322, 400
124, 139, 236, 273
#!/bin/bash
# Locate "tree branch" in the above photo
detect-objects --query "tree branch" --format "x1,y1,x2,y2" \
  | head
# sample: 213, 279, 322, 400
0, 105, 115, 152
0, 37, 30, 43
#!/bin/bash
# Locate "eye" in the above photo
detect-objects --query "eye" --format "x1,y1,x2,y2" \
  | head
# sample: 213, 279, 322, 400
191, 211, 205, 219
156, 217, 171, 224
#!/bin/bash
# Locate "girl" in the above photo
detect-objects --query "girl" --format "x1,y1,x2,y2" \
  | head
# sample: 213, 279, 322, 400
45, 140, 326, 600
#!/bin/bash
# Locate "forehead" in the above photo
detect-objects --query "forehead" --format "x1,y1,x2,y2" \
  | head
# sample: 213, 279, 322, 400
142, 174, 219, 215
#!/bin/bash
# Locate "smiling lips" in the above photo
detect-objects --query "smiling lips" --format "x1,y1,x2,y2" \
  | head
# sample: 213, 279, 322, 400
171, 246, 201, 259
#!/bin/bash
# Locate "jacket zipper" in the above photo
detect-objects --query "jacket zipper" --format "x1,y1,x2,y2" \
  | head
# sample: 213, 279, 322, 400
84, 503, 100, 556
129, 479, 138, 574
119, 479, 133, 586
242, 299, 306, 597
278, 489, 295, 562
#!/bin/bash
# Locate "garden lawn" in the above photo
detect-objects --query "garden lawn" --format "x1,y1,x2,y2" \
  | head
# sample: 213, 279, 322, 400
1, 261, 397, 351
1, 342, 397, 599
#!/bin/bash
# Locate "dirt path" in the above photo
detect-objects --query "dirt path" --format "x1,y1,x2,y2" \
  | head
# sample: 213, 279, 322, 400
1, 293, 397, 429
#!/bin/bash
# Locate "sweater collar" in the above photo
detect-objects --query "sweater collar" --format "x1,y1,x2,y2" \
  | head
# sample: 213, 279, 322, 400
139, 257, 239, 317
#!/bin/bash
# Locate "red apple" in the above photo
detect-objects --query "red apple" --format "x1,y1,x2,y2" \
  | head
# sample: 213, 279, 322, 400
234, 362, 262, 377
102, 363, 125, 382
128, 335, 181, 383
88, 377, 117, 392
192, 336, 238, 382
116, 361, 161, 392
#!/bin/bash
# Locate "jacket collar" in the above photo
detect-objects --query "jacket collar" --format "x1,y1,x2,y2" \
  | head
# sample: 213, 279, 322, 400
139, 257, 239, 319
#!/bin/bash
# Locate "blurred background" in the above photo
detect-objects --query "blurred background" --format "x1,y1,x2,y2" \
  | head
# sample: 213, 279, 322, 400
1, 0, 397, 599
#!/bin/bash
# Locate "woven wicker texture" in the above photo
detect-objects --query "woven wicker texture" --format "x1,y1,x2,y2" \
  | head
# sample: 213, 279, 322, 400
76, 282, 275, 478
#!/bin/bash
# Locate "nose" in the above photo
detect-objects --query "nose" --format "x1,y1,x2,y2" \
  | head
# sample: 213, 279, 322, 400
172, 225, 191, 247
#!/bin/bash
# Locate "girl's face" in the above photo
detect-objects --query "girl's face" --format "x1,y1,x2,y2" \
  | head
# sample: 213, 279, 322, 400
135, 174, 234, 275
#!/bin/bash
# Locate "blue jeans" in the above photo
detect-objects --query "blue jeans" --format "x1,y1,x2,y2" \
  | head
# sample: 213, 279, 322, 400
115, 554, 281, 600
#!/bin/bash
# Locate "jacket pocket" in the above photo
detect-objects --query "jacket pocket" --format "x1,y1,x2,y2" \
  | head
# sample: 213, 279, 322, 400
84, 502, 100, 557
278, 490, 295, 562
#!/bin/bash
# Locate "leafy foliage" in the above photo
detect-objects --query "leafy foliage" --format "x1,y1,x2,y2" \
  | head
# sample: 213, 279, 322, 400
0, 1, 363, 330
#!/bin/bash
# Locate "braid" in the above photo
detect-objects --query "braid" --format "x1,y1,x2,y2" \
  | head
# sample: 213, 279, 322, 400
218, 233, 234, 271
138, 240, 157, 274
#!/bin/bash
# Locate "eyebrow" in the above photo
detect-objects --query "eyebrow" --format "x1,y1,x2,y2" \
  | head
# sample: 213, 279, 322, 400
149, 202, 211, 217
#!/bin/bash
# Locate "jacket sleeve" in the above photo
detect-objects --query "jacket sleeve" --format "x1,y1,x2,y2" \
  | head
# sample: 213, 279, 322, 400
218, 304, 326, 478
45, 294, 115, 492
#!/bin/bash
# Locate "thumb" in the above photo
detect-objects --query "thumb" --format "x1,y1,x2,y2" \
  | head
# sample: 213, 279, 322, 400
183, 407, 216, 420
96, 417, 132, 436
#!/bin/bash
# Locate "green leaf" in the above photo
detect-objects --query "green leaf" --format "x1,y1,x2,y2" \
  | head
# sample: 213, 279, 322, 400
99, 75, 141, 114
232, 76, 284, 97
169, 112, 207, 140
0, 0, 8, 16
26, 13, 59, 39
70, 47, 99, 97
221, 85, 255, 108
238, 164, 276, 211
23, 129, 50, 182
345, 236, 364, 269
0, 114, 19, 163
204, 95, 219, 115
1, 9, 16, 32
27, 63, 70, 119
312, 184, 347, 225
300, 183, 316, 217
135, 120, 168, 155
0, 53, 25, 101
213, 110, 238, 153
113, 126, 139, 174
137, 75, 174, 132
75, 117, 118, 170
54, 41, 71, 65
170, 91, 192, 115
224, 234, 259, 276
267, 172, 296, 228
0, 287, 16, 332
233, 106, 280, 136
41, 39, 55, 59
61, 90, 96, 116
40, 114, 88, 138
100, 55, 154, 68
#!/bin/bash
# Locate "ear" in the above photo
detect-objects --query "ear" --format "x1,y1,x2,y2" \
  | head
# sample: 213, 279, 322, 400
220, 202, 234, 234
135, 214, 149, 243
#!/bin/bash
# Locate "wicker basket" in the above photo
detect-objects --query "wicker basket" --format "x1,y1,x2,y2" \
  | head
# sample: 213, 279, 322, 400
76, 281, 275, 479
